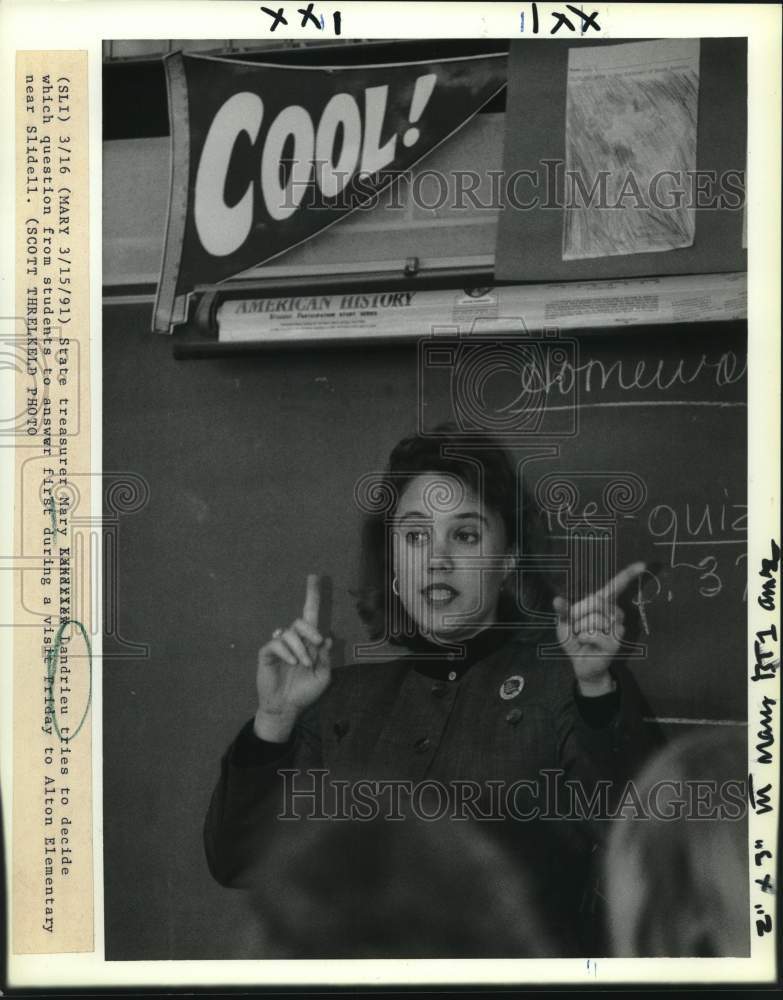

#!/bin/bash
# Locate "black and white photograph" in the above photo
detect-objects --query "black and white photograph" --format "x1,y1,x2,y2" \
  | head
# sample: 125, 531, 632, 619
100, 29, 755, 964
2, 2, 780, 991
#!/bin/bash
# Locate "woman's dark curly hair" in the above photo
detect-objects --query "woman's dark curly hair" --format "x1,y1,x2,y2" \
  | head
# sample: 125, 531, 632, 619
354, 424, 555, 647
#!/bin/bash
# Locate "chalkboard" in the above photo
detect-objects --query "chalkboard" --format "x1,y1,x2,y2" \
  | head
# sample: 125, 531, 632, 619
415, 322, 747, 722
102, 304, 746, 958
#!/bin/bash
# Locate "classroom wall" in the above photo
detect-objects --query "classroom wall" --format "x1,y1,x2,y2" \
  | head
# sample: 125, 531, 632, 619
100, 33, 749, 960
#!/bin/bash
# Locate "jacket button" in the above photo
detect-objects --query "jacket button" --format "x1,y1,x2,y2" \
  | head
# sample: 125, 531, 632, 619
505, 708, 523, 725
431, 682, 447, 698
414, 737, 431, 753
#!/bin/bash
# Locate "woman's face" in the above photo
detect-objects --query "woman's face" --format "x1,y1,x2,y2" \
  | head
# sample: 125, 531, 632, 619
392, 472, 513, 642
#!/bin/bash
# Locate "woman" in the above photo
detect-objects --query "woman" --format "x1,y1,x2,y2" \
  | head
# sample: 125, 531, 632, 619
204, 426, 657, 953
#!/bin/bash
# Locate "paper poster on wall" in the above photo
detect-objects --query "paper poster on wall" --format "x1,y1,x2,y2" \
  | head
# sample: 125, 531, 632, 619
563, 39, 700, 261
216, 272, 747, 344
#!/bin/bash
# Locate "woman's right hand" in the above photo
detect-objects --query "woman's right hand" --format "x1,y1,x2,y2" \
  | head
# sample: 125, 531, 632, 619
253, 574, 332, 742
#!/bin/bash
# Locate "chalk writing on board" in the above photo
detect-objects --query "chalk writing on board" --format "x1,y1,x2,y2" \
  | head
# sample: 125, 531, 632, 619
542, 487, 747, 629
646, 499, 747, 599
507, 349, 746, 403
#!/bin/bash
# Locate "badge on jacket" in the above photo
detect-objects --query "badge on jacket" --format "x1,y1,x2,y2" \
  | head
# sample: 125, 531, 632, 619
499, 675, 525, 700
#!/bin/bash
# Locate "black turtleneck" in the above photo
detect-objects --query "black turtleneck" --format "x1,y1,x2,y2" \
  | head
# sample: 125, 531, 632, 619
397, 624, 512, 682
233, 626, 620, 767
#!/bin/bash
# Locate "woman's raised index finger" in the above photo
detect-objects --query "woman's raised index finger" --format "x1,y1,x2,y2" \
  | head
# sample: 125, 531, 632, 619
596, 561, 647, 601
302, 573, 320, 628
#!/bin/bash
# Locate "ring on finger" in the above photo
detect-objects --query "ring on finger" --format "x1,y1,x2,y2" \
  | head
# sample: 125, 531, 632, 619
272, 627, 284, 639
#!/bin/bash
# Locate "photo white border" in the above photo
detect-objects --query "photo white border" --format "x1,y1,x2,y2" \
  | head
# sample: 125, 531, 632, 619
1, 0, 779, 988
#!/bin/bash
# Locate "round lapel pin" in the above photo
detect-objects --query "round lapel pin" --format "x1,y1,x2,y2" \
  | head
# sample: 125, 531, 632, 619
499, 675, 525, 700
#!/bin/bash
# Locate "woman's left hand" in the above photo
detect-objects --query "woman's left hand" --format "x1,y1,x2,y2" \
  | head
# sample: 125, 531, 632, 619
554, 561, 646, 697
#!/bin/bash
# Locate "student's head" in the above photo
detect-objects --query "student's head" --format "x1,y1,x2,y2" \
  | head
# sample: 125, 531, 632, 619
355, 425, 552, 647
243, 813, 556, 959
605, 728, 749, 957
